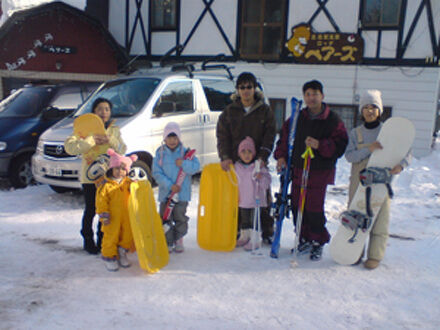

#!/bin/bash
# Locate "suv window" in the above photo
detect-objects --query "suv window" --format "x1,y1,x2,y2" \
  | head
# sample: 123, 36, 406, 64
50, 87, 83, 110
200, 79, 235, 111
75, 78, 160, 118
153, 81, 194, 116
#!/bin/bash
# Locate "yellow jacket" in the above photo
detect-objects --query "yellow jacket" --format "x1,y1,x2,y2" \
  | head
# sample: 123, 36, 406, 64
95, 176, 134, 257
64, 123, 127, 184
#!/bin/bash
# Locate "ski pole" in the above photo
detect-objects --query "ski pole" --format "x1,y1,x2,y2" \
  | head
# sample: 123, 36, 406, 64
292, 146, 314, 266
251, 160, 262, 254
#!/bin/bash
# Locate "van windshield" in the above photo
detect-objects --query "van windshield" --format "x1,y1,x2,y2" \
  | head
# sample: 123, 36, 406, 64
0, 87, 52, 118
74, 78, 160, 118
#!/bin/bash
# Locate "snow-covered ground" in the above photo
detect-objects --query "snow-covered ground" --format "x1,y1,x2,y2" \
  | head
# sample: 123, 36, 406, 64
1, 141, 440, 329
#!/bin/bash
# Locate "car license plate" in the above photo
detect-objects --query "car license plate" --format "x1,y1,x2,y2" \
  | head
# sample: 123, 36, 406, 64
48, 167, 62, 176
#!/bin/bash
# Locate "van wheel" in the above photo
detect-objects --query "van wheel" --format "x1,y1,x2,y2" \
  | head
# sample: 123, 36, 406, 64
9, 154, 33, 188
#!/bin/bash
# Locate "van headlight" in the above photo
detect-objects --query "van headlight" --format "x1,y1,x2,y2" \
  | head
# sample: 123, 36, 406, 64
0, 141, 7, 151
36, 140, 44, 154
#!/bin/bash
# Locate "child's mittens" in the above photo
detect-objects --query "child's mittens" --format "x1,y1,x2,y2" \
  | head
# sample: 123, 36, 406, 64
99, 212, 111, 225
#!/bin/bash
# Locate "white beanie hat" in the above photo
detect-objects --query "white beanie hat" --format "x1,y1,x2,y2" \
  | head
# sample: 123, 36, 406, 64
359, 89, 383, 114
163, 121, 181, 140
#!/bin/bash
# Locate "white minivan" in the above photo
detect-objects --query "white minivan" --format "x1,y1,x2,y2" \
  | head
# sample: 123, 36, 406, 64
32, 67, 235, 192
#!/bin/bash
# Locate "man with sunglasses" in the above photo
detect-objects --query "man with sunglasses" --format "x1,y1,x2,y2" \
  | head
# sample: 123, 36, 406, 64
216, 72, 276, 244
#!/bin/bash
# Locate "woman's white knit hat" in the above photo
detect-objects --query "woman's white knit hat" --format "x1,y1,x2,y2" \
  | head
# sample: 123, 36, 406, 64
359, 89, 383, 114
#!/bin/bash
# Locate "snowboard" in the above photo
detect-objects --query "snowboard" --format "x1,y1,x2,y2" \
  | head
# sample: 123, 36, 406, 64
128, 180, 169, 273
73, 113, 105, 138
330, 117, 415, 265
197, 163, 238, 252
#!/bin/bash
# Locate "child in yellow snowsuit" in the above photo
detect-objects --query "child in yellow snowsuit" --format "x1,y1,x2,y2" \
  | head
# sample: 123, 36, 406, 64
96, 148, 137, 271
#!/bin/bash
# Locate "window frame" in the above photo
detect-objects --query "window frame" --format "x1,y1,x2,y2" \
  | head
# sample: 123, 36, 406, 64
361, 0, 403, 29
150, 0, 179, 31
239, 0, 287, 60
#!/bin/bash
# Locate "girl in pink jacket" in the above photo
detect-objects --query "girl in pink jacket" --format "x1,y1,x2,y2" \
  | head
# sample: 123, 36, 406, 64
234, 136, 271, 250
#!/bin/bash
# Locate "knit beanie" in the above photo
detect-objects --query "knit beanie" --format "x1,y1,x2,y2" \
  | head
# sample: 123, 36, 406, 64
359, 89, 383, 114
238, 136, 256, 157
163, 122, 181, 140
107, 148, 138, 170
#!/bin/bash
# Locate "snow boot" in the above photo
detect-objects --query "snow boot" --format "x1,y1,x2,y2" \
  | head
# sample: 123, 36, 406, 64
83, 238, 99, 255
102, 257, 119, 271
364, 259, 380, 269
174, 238, 184, 253
243, 230, 261, 251
118, 246, 131, 268
295, 238, 313, 255
310, 241, 323, 261
236, 229, 251, 247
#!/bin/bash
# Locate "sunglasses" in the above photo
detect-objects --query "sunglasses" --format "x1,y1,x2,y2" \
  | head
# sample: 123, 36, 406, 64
238, 85, 254, 90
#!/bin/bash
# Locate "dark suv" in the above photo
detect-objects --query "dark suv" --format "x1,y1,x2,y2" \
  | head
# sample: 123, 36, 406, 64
0, 82, 100, 188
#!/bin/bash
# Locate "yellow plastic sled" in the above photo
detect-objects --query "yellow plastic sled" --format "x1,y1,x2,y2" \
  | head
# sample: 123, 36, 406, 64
128, 180, 169, 273
197, 163, 238, 252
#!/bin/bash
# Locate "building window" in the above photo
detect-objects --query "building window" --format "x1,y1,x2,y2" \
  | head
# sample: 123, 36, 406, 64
240, 0, 287, 60
361, 0, 402, 28
151, 0, 178, 30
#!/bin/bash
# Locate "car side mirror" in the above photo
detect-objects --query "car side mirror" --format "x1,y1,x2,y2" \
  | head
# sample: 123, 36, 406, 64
154, 101, 175, 117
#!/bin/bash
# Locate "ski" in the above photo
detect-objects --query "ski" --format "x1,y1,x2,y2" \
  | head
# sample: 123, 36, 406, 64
162, 149, 196, 223
270, 97, 302, 258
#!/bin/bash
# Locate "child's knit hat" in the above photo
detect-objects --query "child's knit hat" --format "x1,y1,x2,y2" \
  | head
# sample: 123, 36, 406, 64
359, 89, 383, 114
107, 148, 138, 170
163, 122, 181, 140
238, 136, 256, 157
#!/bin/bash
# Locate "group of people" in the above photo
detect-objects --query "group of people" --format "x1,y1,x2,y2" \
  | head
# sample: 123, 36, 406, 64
65, 72, 410, 272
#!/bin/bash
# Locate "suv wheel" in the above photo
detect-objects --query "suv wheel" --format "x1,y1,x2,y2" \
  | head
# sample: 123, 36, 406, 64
9, 154, 33, 188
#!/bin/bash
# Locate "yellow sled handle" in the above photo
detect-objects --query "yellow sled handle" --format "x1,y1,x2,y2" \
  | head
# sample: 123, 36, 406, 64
227, 164, 238, 187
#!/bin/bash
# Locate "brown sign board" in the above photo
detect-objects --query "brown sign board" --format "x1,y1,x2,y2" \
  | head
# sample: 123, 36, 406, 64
286, 23, 364, 64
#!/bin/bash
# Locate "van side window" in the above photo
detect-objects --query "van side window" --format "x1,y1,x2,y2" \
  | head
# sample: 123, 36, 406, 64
200, 79, 235, 111
50, 87, 83, 110
153, 81, 194, 116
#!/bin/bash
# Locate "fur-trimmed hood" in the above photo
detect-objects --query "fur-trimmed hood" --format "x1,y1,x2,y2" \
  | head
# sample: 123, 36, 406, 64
230, 89, 266, 114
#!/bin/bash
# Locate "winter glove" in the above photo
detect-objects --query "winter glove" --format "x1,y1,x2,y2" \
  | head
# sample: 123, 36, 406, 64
99, 212, 110, 225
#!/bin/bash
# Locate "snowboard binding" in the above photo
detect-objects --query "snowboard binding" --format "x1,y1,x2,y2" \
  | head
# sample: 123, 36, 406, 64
340, 210, 372, 243
359, 167, 394, 217
86, 154, 110, 181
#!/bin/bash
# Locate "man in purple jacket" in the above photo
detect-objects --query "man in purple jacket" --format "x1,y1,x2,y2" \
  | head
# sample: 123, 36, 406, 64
274, 80, 348, 260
